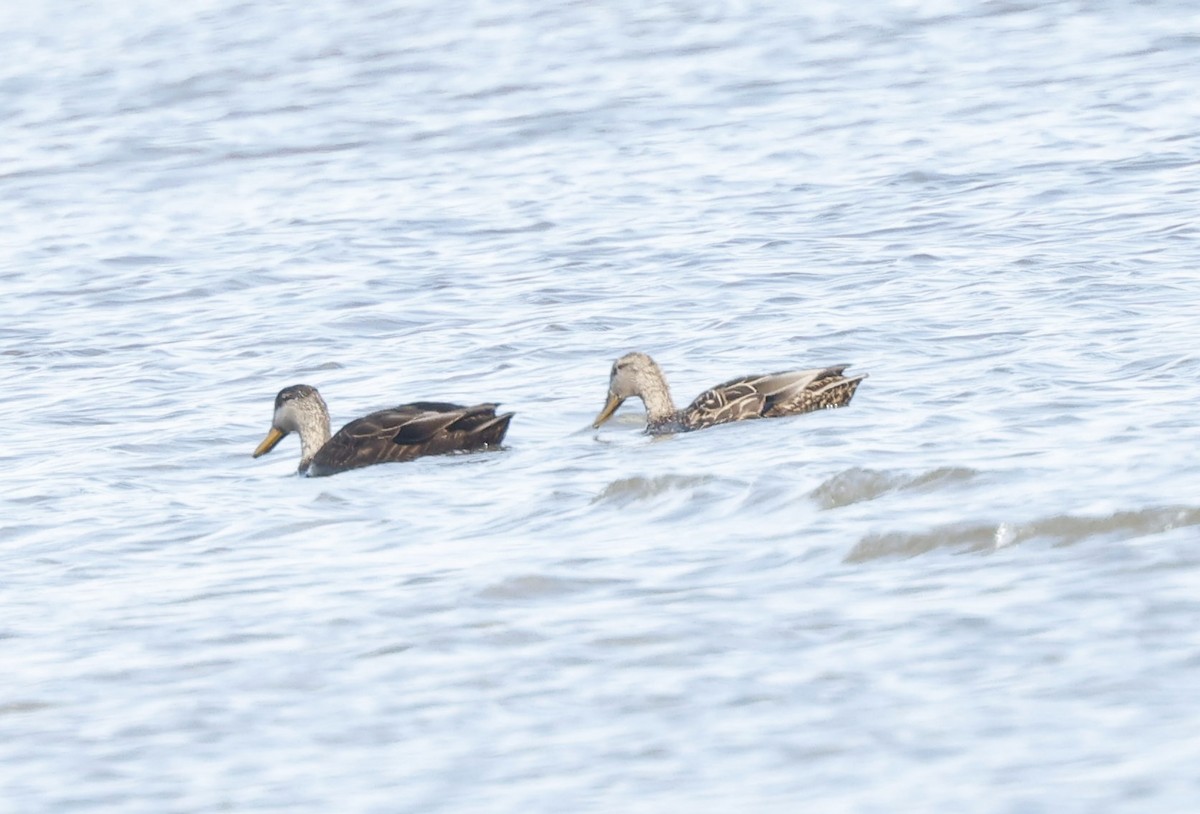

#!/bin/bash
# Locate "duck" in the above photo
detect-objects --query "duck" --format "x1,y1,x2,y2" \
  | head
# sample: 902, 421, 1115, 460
252, 384, 514, 476
592, 352, 865, 434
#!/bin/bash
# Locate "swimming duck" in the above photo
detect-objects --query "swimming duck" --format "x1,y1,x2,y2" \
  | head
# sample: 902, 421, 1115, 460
592, 352, 865, 434
252, 384, 513, 476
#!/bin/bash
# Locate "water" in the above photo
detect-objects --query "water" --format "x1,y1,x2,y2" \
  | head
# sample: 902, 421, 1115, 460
3, 0, 1200, 810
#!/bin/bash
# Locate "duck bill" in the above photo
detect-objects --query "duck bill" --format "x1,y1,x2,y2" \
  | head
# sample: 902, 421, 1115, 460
253, 427, 287, 458
592, 393, 626, 428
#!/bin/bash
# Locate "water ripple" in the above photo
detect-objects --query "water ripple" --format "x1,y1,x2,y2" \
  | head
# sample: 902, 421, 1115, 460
3, 0, 1200, 811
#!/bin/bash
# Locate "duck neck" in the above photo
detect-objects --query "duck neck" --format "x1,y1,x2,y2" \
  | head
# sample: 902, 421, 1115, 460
296, 413, 332, 472
639, 375, 678, 425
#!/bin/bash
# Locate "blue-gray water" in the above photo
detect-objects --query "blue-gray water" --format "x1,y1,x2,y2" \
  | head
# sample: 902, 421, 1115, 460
3, 0, 1199, 811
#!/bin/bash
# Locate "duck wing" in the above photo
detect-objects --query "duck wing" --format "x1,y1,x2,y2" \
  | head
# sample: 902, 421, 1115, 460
308, 402, 513, 475
682, 377, 770, 430
759, 366, 866, 416
681, 366, 865, 429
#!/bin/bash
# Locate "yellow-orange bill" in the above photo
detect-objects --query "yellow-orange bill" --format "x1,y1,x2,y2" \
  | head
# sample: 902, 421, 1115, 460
252, 426, 286, 458
592, 393, 625, 429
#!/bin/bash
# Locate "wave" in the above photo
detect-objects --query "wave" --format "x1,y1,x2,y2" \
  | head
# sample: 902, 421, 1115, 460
845, 505, 1200, 563
591, 474, 718, 506
809, 466, 978, 510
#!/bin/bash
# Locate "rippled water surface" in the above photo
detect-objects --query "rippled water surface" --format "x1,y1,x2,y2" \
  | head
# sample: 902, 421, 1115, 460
4, 0, 1200, 811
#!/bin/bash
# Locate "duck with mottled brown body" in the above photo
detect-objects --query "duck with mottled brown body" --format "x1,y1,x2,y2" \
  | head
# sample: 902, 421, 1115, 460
592, 352, 865, 435
253, 385, 513, 476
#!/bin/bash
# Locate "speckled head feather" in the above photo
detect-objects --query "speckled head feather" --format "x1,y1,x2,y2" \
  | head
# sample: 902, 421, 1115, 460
275, 384, 320, 409
592, 352, 679, 431
253, 385, 333, 471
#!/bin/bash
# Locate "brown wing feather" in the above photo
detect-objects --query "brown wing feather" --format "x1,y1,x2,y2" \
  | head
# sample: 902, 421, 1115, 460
308, 403, 512, 475
764, 370, 865, 416
682, 381, 768, 430
681, 366, 865, 430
